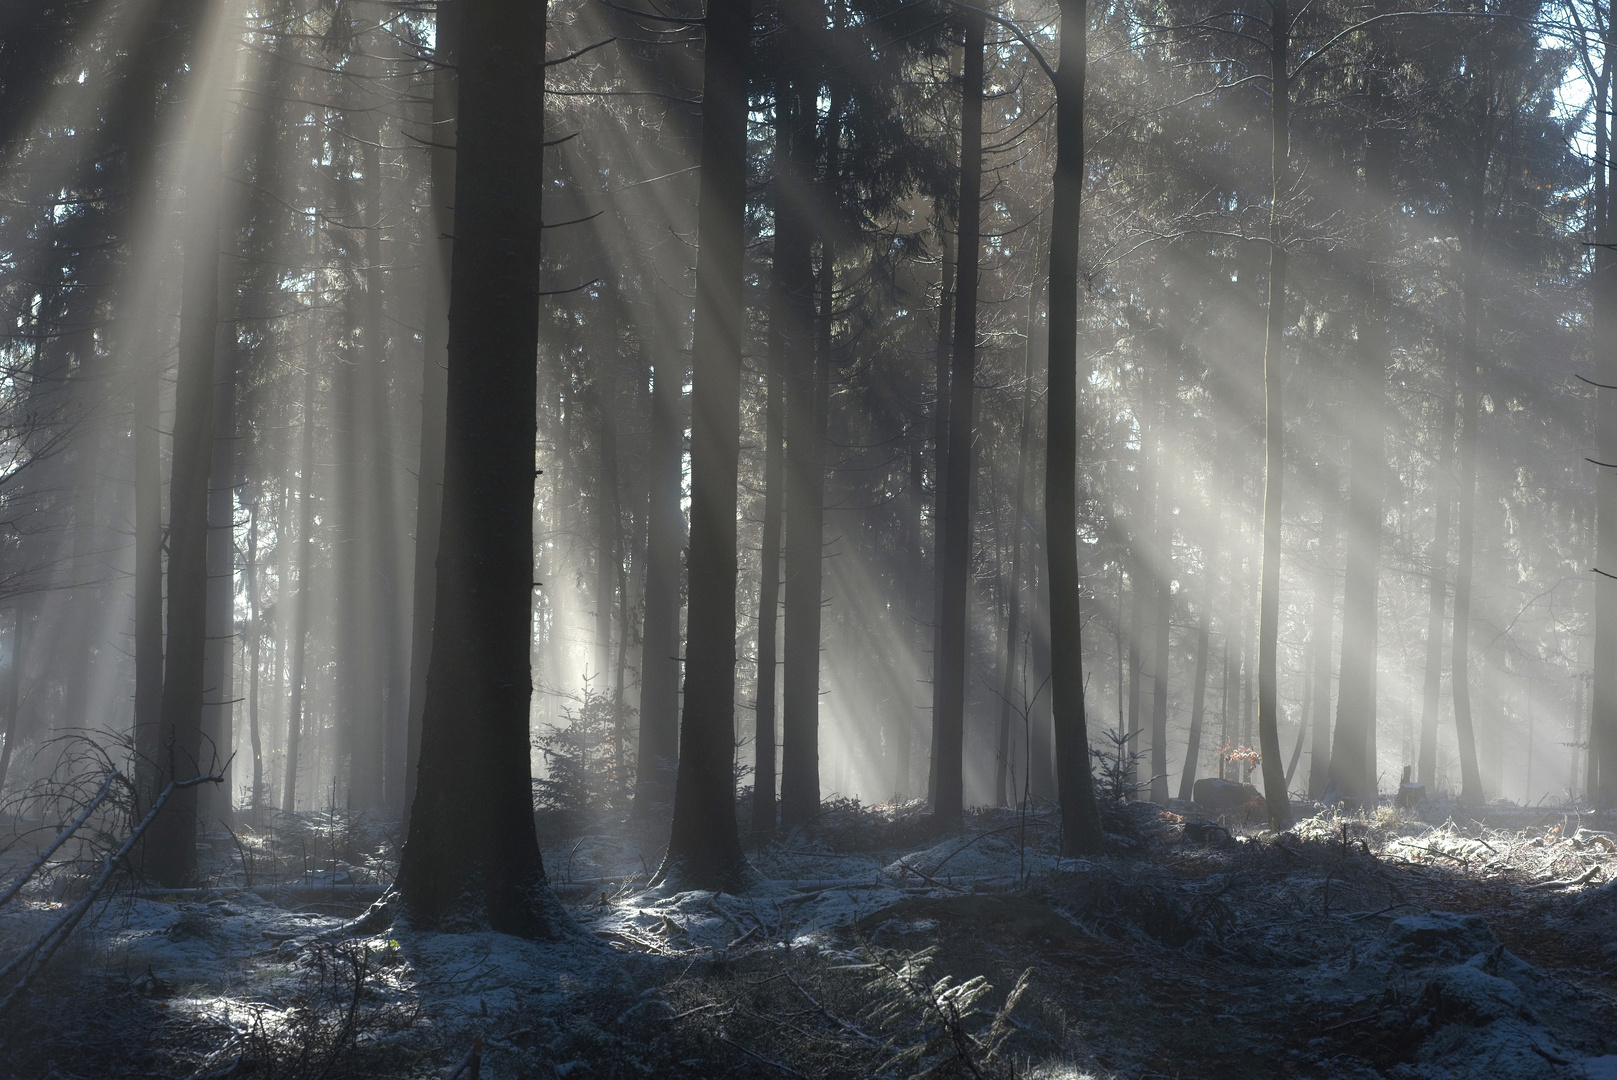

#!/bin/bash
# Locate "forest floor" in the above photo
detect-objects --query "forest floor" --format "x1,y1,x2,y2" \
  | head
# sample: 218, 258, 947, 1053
0, 792, 1615, 1079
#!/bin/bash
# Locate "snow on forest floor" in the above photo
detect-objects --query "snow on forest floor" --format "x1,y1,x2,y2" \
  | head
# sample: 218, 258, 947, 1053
1, 797, 1616, 1078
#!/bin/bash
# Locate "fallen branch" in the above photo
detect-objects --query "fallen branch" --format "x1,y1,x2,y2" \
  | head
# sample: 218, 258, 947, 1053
0, 769, 121, 910
0, 771, 224, 1017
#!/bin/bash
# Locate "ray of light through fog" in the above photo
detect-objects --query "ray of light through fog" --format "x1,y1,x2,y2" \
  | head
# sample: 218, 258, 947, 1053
0, 0, 1608, 826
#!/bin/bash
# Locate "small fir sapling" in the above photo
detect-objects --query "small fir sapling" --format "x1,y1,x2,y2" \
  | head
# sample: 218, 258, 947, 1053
533, 681, 636, 833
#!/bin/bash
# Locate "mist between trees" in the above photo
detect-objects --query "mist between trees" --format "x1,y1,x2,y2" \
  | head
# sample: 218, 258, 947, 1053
0, 0, 1614, 920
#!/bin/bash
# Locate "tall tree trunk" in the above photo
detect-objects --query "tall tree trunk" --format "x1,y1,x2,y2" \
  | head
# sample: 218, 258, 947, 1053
246, 499, 262, 813
750, 94, 789, 834
1254, 0, 1292, 829
996, 225, 1043, 808
404, 0, 458, 818
1177, 584, 1212, 801
1326, 94, 1391, 807
1308, 468, 1337, 798
201, 315, 239, 828
133, 323, 164, 801
1126, 556, 1144, 786
282, 350, 317, 813
1451, 245, 1487, 805
1149, 426, 1173, 805
1594, 27, 1617, 806
1417, 389, 1454, 788
1046, 0, 1105, 853
933, 10, 985, 827
395, 0, 559, 933
0, 604, 32, 798
634, 348, 685, 816
778, 80, 824, 833
655, 0, 752, 889
146, 14, 229, 885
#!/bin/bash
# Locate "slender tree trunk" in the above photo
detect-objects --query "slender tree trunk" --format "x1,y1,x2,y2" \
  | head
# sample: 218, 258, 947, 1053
404, 0, 457, 818
751, 214, 785, 835
283, 352, 317, 814
1126, 560, 1144, 786
1418, 390, 1454, 788
635, 351, 685, 816
1451, 233, 1487, 805
1149, 426, 1172, 805
656, 0, 752, 888
1177, 590, 1211, 802
778, 79, 824, 833
1326, 95, 1391, 807
1046, 0, 1104, 853
145, 16, 229, 885
996, 225, 1044, 807
1308, 469, 1337, 798
1254, 0, 1292, 829
1594, 28, 1617, 805
133, 316, 163, 801
201, 314, 239, 827
933, 11, 985, 827
246, 500, 262, 813
0, 605, 31, 798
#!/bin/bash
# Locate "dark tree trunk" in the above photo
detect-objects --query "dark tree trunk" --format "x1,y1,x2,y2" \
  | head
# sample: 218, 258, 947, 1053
246, 501, 262, 813
1451, 226, 1488, 805
1254, 0, 1292, 829
201, 321, 239, 828
1149, 428, 1172, 806
634, 351, 685, 817
404, 0, 457, 818
655, 0, 752, 889
750, 95, 794, 838
1417, 382, 1454, 789
1126, 558, 1144, 787
933, 10, 985, 827
282, 351, 317, 814
1594, 28, 1617, 805
996, 228, 1043, 808
1308, 468, 1337, 798
1046, 0, 1104, 853
1326, 96, 1391, 807
395, 0, 560, 934
146, 20, 228, 885
1177, 588, 1212, 802
0, 604, 32, 798
778, 80, 824, 833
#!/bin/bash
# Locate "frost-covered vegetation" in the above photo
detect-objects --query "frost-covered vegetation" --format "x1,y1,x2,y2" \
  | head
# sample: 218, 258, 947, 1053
2, 784, 1615, 1078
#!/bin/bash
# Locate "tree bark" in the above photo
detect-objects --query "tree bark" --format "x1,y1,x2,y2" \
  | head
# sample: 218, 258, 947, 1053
1254, 0, 1292, 829
635, 348, 686, 817
778, 78, 824, 834
1326, 87, 1391, 807
395, 0, 559, 933
404, 0, 457, 818
1045, 0, 1105, 853
655, 0, 753, 889
282, 348, 317, 814
751, 215, 785, 834
1594, 25, 1617, 805
1417, 388, 1454, 788
1177, 583, 1212, 802
996, 224, 1043, 808
1149, 425, 1172, 806
1308, 466, 1337, 798
1451, 226, 1488, 805
933, 10, 985, 827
